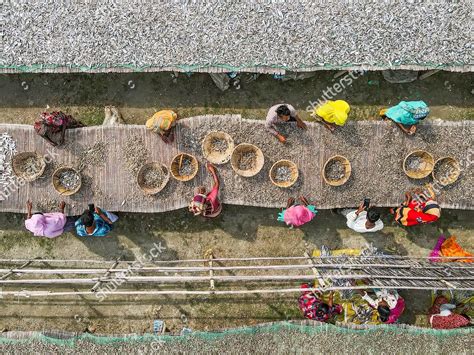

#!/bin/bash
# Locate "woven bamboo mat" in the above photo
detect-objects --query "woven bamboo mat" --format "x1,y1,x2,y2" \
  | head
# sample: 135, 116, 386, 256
0, 117, 472, 215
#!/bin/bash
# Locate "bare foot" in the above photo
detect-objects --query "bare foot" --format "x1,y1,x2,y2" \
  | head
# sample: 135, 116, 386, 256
299, 196, 310, 206
286, 197, 295, 208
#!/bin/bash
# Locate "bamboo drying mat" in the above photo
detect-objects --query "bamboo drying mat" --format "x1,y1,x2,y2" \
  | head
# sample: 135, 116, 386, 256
0, 116, 472, 215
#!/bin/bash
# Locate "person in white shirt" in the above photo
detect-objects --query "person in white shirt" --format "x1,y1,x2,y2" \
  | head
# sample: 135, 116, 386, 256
342, 200, 384, 233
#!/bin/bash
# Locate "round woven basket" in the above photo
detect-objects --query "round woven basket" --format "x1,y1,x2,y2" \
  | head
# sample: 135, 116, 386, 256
52, 167, 82, 196
269, 160, 299, 188
230, 143, 265, 177
137, 162, 170, 195
170, 153, 199, 182
432, 157, 460, 186
202, 131, 234, 165
403, 150, 434, 179
322, 155, 351, 186
12, 152, 46, 182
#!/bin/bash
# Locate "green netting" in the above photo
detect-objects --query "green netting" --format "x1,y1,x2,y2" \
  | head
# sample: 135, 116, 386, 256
0, 61, 469, 74
0, 322, 471, 347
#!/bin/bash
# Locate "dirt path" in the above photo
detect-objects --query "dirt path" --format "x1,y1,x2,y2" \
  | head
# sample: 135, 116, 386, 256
1, 71, 473, 125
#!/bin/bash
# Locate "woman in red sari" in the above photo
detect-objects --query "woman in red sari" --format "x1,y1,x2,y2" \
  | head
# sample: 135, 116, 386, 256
391, 190, 441, 227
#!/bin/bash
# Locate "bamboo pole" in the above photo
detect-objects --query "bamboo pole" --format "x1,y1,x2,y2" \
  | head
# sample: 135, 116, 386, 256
0, 255, 471, 265
1, 273, 472, 285
2, 284, 473, 298
91, 259, 120, 292
1, 263, 472, 275
0, 259, 33, 280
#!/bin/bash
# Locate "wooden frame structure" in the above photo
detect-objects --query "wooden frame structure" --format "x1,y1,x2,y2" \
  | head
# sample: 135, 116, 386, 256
0, 255, 472, 298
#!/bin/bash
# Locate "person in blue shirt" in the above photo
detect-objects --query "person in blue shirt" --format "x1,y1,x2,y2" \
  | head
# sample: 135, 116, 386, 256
75, 204, 118, 237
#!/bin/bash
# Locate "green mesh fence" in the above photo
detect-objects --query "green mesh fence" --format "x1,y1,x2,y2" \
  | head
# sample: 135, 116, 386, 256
0, 61, 469, 74
0, 322, 471, 347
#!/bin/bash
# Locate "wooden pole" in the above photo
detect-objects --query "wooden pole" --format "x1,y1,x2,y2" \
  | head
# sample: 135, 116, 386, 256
1, 273, 471, 285
2, 284, 473, 298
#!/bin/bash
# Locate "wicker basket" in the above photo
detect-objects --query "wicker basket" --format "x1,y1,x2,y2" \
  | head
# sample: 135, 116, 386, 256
322, 155, 351, 186
12, 152, 46, 182
230, 143, 265, 177
52, 167, 82, 196
202, 131, 234, 165
432, 157, 460, 186
269, 160, 299, 188
170, 153, 199, 182
137, 162, 170, 195
403, 150, 434, 179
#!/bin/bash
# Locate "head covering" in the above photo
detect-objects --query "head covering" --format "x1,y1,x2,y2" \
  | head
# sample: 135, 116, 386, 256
314, 100, 350, 126
278, 205, 317, 227
146, 110, 177, 132
385, 101, 429, 125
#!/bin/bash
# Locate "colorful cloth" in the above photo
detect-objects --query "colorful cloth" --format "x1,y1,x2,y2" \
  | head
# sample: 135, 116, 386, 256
146, 110, 177, 135
265, 103, 297, 136
278, 205, 317, 227
298, 284, 342, 322
75, 212, 113, 237
395, 198, 440, 226
314, 100, 350, 126
25, 212, 67, 238
440, 236, 473, 262
189, 184, 222, 218
34, 111, 83, 146
362, 289, 405, 324
385, 101, 429, 126
428, 296, 470, 329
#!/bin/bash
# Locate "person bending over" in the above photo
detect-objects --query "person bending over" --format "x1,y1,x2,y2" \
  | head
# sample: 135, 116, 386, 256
265, 104, 307, 143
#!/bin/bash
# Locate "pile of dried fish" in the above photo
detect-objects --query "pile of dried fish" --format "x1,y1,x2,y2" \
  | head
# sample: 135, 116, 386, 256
178, 157, 193, 176
405, 155, 423, 171
274, 166, 291, 182
121, 135, 149, 178
238, 152, 256, 171
0, 133, 17, 199
211, 138, 228, 153
143, 168, 165, 189
59, 170, 80, 190
2, 3, 470, 70
77, 142, 107, 171
17, 156, 42, 177
325, 160, 345, 180
433, 160, 455, 181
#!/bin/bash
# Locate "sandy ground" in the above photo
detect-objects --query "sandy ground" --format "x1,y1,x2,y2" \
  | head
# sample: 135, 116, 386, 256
0, 71, 473, 126
0, 207, 472, 334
